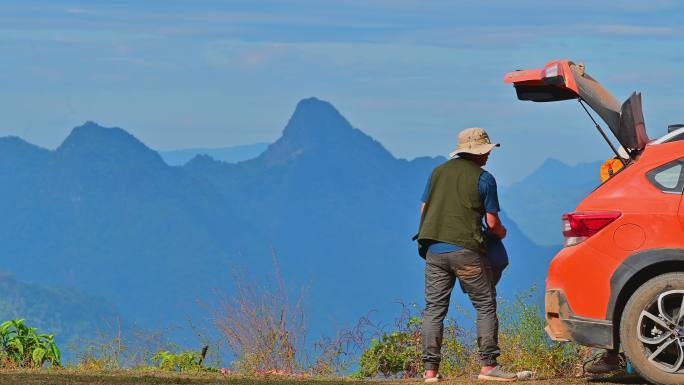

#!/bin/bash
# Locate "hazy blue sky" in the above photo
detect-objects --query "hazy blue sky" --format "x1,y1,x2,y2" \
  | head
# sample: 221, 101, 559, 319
2, 0, 683, 184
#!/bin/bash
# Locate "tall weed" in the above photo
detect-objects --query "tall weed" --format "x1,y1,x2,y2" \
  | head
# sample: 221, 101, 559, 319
214, 256, 369, 376
308, 316, 372, 376
69, 321, 181, 370
214, 259, 305, 374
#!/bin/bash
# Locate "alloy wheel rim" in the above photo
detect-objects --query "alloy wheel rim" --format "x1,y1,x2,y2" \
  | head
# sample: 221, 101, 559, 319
637, 289, 684, 373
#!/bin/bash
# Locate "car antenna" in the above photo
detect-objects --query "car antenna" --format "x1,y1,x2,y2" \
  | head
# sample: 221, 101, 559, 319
577, 98, 627, 166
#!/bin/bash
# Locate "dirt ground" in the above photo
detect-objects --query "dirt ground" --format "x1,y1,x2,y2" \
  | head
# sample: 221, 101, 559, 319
0, 370, 650, 385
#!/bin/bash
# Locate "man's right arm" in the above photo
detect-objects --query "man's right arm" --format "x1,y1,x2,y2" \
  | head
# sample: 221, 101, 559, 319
486, 212, 507, 239
480, 171, 506, 239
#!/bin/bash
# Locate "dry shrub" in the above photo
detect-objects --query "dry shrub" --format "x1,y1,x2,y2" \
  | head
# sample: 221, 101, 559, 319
309, 316, 373, 376
214, 256, 369, 376
214, 258, 306, 374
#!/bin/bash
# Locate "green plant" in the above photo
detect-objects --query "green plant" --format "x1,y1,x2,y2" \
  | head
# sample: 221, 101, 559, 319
356, 308, 476, 379
152, 350, 203, 372
0, 319, 61, 368
357, 314, 422, 378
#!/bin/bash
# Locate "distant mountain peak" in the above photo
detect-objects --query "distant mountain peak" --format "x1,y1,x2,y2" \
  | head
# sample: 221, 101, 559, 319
515, 157, 603, 188
56, 121, 164, 166
539, 158, 566, 168
258, 97, 394, 166
81, 120, 103, 128
61, 121, 136, 145
0, 135, 46, 151
295, 96, 332, 110
282, 97, 354, 141
0, 136, 51, 164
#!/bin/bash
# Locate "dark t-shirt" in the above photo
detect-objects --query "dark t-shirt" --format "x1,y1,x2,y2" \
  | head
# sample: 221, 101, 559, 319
421, 170, 500, 253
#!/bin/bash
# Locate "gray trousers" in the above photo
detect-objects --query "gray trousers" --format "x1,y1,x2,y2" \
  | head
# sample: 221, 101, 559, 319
422, 248, 500, 369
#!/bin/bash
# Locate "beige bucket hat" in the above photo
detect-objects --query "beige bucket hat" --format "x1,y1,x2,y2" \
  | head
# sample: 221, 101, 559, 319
449, 127, 500, 158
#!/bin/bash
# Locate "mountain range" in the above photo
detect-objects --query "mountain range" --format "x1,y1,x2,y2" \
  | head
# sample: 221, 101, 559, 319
0, 98, 598, 352
159, 143, 269, 166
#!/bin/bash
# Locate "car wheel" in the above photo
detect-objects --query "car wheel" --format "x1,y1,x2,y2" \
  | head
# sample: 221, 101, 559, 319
621, 272, 684, 385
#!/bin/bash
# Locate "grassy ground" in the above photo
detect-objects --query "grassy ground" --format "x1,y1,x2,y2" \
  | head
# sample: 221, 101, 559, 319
0, 370, 649, 385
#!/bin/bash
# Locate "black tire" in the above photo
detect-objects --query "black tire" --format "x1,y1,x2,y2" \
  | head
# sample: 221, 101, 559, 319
621, 272, 684, 385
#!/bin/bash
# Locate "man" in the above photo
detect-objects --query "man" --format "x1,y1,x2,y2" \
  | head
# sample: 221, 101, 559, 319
417, 127, 516, 382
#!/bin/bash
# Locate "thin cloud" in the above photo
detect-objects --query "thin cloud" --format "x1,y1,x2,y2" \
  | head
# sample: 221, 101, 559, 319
0, 28, 159, 44
587, 24, 682, 38
204, 40, 317, 69
388, 22, 683, 50
66, 8, 90, 14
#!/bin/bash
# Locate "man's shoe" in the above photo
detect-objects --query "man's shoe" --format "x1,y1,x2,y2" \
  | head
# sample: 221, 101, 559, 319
477, 366, 517, 382
423, 373, 443, 383
516, 370, 534, 380
585, 353, 621, 374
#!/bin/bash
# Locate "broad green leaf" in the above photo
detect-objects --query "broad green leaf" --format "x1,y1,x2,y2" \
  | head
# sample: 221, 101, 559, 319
50, 343, 61, 366
0, 321, 11, 335
9, 337, 24, 356
32, 347, 46, 366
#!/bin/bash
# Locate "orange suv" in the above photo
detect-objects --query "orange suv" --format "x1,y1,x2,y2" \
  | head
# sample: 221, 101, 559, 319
505, 60, 684, 385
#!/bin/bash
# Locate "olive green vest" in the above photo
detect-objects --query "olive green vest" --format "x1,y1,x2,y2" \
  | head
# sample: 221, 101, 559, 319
418, 158, 485, 254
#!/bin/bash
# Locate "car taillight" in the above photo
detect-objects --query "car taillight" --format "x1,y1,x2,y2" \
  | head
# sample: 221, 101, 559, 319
562, 211, 621, 247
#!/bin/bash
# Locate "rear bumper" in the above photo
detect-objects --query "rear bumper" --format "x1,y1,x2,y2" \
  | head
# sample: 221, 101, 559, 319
545, 289, 614, 349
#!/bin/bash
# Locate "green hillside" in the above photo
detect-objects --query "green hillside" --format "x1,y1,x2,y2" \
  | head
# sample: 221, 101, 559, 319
0, 272, 125, 349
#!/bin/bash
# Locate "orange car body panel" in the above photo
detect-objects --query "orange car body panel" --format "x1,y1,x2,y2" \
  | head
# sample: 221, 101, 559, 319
503, 59, 579, 94
546, 140, 684, 320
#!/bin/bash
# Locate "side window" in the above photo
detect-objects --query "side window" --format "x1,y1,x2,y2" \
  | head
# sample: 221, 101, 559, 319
647, 159, 684, 193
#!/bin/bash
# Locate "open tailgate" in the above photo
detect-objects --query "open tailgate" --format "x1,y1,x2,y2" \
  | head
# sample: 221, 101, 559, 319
504, 60, 649, 156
